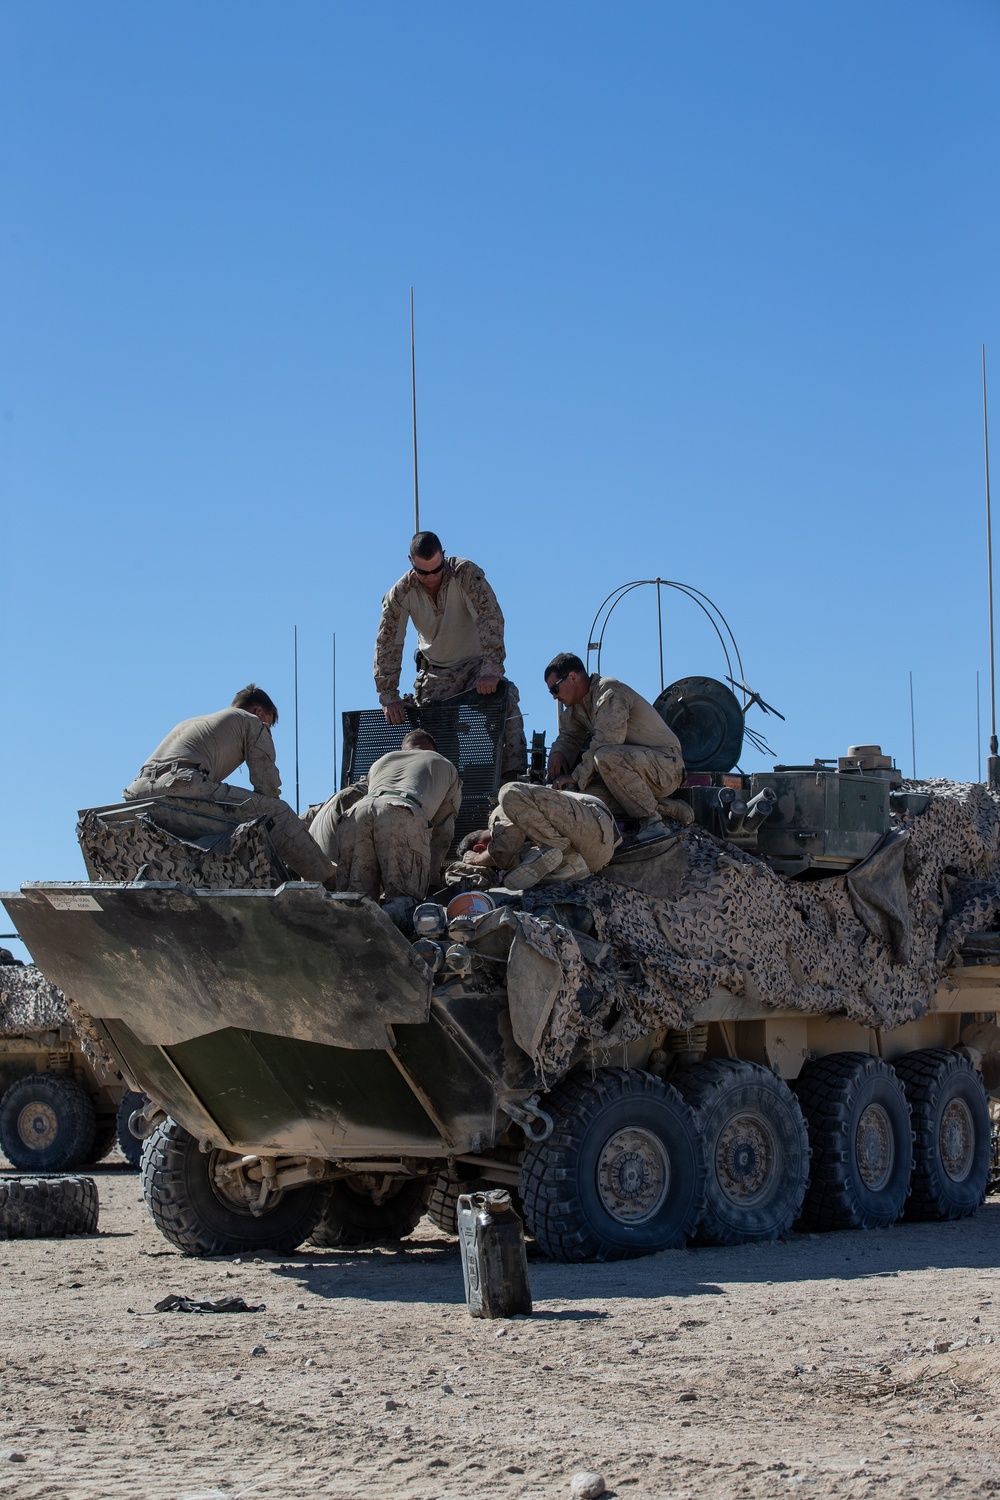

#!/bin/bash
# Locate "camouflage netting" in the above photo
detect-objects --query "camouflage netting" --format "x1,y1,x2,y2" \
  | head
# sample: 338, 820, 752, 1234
463, 780, 1000, 1077
0, 965, 69, 1037
78, 808, 277, 889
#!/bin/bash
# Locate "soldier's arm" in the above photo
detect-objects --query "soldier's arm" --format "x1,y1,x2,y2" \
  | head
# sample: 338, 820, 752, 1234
428, 774, 462, 881
455, 562, 506, 679
245, 724, 282, 798
550, 707, 589, 770
374, 583, 411, 707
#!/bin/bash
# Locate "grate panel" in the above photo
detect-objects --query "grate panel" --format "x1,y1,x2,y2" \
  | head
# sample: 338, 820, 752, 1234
341, 685, 508, 850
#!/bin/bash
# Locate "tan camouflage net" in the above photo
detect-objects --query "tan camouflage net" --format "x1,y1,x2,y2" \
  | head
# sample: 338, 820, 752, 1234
499, 781, 1000, 1077
0, 965, 69, 1037
78, 808, 277, 889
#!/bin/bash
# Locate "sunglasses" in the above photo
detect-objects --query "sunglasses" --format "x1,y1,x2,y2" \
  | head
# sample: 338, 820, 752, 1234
548, 674, 570, 697
412, 559, 446, 577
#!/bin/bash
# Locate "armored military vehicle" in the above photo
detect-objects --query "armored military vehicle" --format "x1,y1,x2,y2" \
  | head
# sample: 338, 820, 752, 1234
0, 953, 146, 1170
3, 650, 998, 1261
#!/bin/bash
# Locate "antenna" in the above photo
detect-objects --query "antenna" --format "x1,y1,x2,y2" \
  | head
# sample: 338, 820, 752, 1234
332, 631, 338, 790
984, 346, 999, 787
410, 287, 420, 534
909, 670, 916, 780
293, 624, 300, 814
977, 670, 982, 783
656, 578, 664, 694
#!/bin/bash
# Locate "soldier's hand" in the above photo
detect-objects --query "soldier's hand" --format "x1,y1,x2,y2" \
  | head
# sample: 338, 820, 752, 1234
383, 701, 408, 725
548, 751, 570, 782
475, 675, 501, 695
552, 774, 576, 790
464, 850, 496, 868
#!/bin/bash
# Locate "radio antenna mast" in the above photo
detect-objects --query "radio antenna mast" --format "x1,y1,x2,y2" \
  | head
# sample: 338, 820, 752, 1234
293, 624, 300, 814
410, 287, 420, 534
984, 346, 999, 787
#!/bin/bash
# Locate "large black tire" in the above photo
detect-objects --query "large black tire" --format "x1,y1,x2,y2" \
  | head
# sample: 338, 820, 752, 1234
793, 1053, 913, 1231
141, 1118, 327, 1257
671, 1058, 810, 1245
895, 1049, 991, 1221
310, 1175, 433, 1247
426, 1170, 492, 1236
519, 1067, 706, 1262
0, 1175, 99, 1239
115, 1090, 148, 1170
0, 1074, 97, 1172
89, 1118, 120, 1164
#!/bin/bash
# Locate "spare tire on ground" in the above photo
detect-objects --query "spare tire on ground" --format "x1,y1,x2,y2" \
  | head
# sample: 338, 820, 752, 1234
0, 1175, 99, 1239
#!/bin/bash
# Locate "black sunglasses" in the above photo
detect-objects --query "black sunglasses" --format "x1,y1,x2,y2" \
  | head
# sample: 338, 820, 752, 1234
548, 674, 570, 698
412, 559, 446, 577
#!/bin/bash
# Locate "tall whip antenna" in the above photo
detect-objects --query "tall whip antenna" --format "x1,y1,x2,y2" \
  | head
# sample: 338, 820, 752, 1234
410, 287, 420, 534
293, 624, 300, 814
332, 631, 338, 790
984, 345, 999, 787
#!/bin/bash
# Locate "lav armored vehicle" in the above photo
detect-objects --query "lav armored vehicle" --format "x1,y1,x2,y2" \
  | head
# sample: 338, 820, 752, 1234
4, 625, 998, 1260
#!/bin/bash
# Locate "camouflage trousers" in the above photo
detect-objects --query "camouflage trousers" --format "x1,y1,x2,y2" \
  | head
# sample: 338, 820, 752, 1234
413, 656, 527, 780
335, 797, 430, 901
123, 770, 335, 885
580, 744, 684, 821
490, 783, 619, 874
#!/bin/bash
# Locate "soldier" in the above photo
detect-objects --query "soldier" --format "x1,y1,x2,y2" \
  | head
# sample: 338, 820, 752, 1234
333, 730, 462, 902
123, 685, 337, 886
374, 530, 527, 778
463, 781, 620, 888
544, 653, 692, 843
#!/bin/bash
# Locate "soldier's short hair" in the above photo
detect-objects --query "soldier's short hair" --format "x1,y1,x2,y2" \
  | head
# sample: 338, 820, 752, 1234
457, 829, 490, 856
543, 653, 587, 682
410, 531, 444, 560
402, 729, 437, 751
232, 684, 279, 723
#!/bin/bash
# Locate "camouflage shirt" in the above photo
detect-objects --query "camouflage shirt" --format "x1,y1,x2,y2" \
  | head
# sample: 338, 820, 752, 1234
373, 557, 507, 706
551, 674, 682, 781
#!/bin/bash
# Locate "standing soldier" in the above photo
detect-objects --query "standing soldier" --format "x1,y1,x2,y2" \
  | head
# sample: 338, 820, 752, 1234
544, 652, 692, 843
123, 685, 337, 886
374, 531, 527, 779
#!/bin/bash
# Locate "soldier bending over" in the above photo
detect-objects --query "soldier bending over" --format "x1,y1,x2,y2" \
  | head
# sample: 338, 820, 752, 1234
463, 783, 620, 888
544, 653, 691, 844
123, 685, 337, 886
374, 530, 527, 778
330, 731, 462, 902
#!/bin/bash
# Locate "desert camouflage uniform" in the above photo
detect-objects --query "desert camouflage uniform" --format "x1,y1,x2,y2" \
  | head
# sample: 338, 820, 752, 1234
123, 708, 335, 885
374, 556, 527, 778
551, 674, 684, 821
488, 783, 619, 875
335, 749, 462, 901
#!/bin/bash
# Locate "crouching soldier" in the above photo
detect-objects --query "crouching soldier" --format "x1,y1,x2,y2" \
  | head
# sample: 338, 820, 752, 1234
543, 653, 692, 843
123, 685, 337, 886
464, 782, 620, 888
328, 731, 462, 902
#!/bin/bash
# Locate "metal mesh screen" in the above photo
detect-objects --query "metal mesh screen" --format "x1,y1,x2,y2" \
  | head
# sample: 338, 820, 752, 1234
341, 684, 508, 849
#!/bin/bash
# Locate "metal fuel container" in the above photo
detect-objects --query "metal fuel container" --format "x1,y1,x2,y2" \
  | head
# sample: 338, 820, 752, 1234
457, 1189, 533, 1319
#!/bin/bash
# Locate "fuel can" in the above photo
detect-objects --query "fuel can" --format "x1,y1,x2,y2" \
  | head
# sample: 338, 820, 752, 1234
457, 1189, 533, 1319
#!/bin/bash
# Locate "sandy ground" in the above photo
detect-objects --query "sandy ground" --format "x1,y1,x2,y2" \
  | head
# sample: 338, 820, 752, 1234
0, 1161, 998, 1500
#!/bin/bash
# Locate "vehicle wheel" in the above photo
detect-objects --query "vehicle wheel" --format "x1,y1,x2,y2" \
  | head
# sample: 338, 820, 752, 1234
426, 1170, 494, 1236
895, 1049, 991, 1221
89, 1118, 120, 1163
0, 1074, 97, 1172
793, 1053, 913, 1230
310, 1175, 432, 1247
0, 1175, 99, 1239
115, 1090, 148, 1170
141, 1118, 327, 1257
671, 1059, 810, 1245
519, 1067, 705, 1262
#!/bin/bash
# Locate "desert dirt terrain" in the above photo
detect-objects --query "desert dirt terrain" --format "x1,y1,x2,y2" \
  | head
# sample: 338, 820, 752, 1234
1, 1160, 999, 1500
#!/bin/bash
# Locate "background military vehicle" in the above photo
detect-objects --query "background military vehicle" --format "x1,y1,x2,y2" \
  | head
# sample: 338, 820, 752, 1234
3, 587, 998, 1260
0, 949, 146, 1170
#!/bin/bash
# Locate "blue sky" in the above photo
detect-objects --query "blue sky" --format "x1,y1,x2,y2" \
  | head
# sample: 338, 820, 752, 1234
2, 2, 999, 957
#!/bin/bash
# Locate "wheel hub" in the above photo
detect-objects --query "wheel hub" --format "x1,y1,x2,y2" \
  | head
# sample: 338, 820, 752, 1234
596, 1127, 670, 1224
855, 1103, 894, 1191
940, 1098, 975, 1182
715, 1112, 775, 1204
17, 1102, 59, 1150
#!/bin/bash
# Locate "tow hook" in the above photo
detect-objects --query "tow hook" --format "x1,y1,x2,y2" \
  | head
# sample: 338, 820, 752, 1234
129, 1101, 167, 1141
501, 1094, 554, 1142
